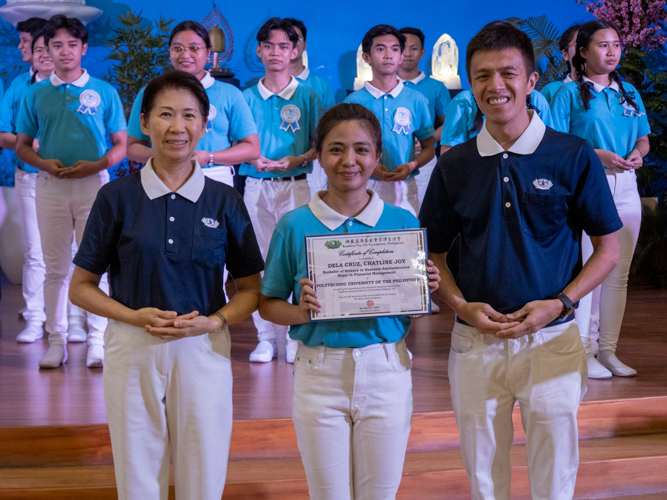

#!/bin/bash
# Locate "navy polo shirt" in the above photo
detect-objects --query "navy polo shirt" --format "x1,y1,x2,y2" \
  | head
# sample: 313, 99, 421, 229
74, 160, 264, 316
419, 111, 622, 314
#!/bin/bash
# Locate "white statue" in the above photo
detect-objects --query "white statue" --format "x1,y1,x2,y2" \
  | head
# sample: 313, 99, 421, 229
431, 34, 461, 89
353, 44, 373, 91
302, 49, 308, 68
0, 0, 102, 26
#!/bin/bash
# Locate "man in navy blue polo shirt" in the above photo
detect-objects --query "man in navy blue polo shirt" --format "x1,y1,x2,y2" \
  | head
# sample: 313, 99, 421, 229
420, 22, 621, 499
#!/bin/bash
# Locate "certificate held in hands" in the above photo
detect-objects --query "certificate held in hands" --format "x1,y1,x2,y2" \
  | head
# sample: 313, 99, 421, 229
306, 229, 431, 321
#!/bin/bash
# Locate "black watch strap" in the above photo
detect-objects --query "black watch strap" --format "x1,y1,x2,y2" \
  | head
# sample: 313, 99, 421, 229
555, 292, 575, 319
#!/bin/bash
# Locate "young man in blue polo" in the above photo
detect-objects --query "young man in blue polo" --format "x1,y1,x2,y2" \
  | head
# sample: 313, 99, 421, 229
15, 15, 127, 369
242, 17, 321, 363
344, 25, 434, 217
420, 21, 621, 498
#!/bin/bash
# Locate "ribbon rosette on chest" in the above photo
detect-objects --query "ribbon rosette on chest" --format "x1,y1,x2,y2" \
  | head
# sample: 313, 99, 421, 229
619, 92, 644, 118
77, 90, 101, 115
279, 104, 301, 132
392, 107, 412, 135
206, 104, 217, 133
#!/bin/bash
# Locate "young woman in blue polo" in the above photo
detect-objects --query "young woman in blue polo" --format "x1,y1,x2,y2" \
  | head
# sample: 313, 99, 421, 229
259, 103, 440, 499
539, 24, 580, 104
550, 19, 650, 378
69, 71, 263, 500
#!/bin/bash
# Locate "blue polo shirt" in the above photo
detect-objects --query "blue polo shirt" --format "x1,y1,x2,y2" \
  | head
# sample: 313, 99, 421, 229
262, 190, 417, 348
344, 81, 434, 177
539, 75, 572, 105
550, 79, 651, 159
74, 160, 264, 316
16, 70, 126, 168
127, 72, 258, 164
241, 76, 321, 179
296, 67, 335, 109
399, 72, 451, 127
440, 89, 553, 147
419, 111, 622, 314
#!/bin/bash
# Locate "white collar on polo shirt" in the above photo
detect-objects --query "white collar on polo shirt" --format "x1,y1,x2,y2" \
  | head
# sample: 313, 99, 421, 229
35, 73, 44, 83
398, 71, 426, 85
476, 109, 546, 157
582, 75, 619, 93
258, 75, 299, 100
364, 80, 404, 99
309, 190, 384, 231
141, 158, 205, 203
564, 74, 573, 84
296, 67, 310, 80
29, 66, 35, 77
50, 69, 90, 87
200, 71, 215, 89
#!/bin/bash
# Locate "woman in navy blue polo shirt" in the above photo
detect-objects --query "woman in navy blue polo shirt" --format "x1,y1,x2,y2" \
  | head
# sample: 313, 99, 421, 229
259, 103, 440, 499
69, 71, 263, 500
551, 20, 650, 378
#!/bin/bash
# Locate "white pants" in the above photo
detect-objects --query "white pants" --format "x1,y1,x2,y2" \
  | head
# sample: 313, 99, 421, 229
244, 177, 310, 341
576, 170, 641, 355
35, 172, 109, 346
292, 340, 413, 500
368, 177, 419, 217
307, 159, 328, 200
414, 156, 438, 212
104, 320, 233, 500
14, 168, 46, 324
449, 321, 587, 500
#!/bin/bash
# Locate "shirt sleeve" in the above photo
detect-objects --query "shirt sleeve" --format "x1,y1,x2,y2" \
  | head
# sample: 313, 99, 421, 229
435, 82, 451, 118
532, 91, 553, 128
127, 87, 149, 141
549, 87, 572, 133
261, 220, 296, 299
224, 192, 264, 279
321, 79, 335, 109
414, 96, 434, 141
15, 87, 38, 138
104, 87, 128, 134
228, 90, 258, 142
440, 95, 472, 147
0, 84, 17, 133
309, 92, 322, 145
631, 87, 651, 138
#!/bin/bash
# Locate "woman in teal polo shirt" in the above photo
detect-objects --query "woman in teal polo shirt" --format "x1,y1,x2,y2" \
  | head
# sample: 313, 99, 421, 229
259, 103, 440, 499
551, 20, 650, 378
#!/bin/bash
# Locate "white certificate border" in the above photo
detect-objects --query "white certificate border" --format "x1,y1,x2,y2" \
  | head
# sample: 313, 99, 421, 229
305, 228, 431, 322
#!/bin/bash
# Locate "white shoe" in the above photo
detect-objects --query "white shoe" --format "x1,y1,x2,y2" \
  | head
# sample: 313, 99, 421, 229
598, 352, 637, 377
249, 341, 277, 363
86, 344, 104, 368
17, 322, 44, 343
431, 300, 440, 314
286, 338, 298, 364
68, 321, 88, 343
39, 344, 68, 369
587, 355, 612, 379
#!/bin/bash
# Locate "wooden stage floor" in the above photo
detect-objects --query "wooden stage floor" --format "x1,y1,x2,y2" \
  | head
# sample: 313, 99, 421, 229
0, 276, 666, 427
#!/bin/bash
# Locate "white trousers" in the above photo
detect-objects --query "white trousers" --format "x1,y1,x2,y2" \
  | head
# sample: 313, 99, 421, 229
576, 170, 641, 355
35, 172, 109, 345
244, 177, 310, 341
414, 156, 438, 213
14, 168, 46, 324
103, 320, 233, 500
368, 177, 419, 217
449, 321, 587, 500
292, 340, 413, 500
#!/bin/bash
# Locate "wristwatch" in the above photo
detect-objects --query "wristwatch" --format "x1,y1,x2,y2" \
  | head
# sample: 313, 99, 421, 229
212, 311, 227, 332
554, 292, 575, 319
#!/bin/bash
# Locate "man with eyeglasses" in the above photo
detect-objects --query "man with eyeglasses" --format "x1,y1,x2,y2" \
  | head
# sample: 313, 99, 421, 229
241, 17, 321, 364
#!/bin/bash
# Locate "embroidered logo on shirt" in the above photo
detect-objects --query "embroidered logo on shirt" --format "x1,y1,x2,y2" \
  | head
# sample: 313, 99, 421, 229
279, 105, 301, 132
206, 104, 217, 133
201, 217, 220, 229
619, 96, 644, 117
78, 90, 101, 115
393, 107, 412, 135
533, 179, 553, 190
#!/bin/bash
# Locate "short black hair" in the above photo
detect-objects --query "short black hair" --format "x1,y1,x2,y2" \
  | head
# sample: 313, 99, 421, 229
466, 21, 535, 78
284, 18, 307, 41
141, 70, 210, 125
361, 24, 406, 54
169, 21, 212, 50
559, 24, 581, 52
399, 27, 425, 49
16, 17, 47, 37
316, 103, 382, 160
257, 18, 298, 48
43, 15, 88, 46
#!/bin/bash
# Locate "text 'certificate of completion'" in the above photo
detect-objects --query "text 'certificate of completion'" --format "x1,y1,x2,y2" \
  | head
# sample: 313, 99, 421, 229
306, 229, 430, 321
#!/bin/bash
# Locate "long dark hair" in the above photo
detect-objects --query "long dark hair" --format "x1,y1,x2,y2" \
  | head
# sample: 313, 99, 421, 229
571, 20, 638, 112
559, 24, 581, 78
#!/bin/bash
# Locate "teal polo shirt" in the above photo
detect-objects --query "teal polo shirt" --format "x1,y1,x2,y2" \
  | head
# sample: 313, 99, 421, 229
262, 190, 417, 348
399, 72, 451, 128
344, 81, 434, 177
440, 89, 553, 147
296, 67, 334, 109
550, 79, 651, 159
0, 71, 42, 173
241, 77, 321, 178
127, 72, 257, 163
16, 70, 126, 168
539, 75, 572, 105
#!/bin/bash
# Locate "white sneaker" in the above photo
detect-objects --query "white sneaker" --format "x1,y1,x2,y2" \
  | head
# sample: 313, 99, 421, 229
249, 340, 277, 363
431, 300, 440, 314
39, 344, 68, 369
86, 344, 104, 368
17, 322, 44, 343
587, 355, 612, 379
68, 321, 88, 343
286, 338, 298, 364
598, 352, 637, 377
